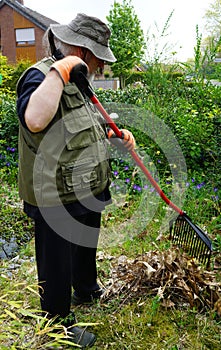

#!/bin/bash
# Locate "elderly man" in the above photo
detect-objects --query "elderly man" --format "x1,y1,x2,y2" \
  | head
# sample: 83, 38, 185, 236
16, 13, 135, 348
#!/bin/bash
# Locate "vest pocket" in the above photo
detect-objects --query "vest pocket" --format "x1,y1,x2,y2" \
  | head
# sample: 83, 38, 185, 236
61, 157, 101, 194
63, 109, 95, 149
62, 88, 104, 150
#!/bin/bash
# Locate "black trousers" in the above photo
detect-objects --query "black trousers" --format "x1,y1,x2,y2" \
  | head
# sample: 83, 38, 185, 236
34, 211, 101, 318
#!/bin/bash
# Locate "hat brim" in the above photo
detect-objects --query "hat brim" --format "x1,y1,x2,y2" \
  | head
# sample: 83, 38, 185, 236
50, 24, 116, 63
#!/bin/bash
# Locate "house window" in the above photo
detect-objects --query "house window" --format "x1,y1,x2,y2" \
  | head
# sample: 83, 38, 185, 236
15, 28, 35, 45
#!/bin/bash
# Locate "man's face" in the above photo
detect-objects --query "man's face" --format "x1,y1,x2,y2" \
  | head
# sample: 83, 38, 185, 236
83, 50, 104, 76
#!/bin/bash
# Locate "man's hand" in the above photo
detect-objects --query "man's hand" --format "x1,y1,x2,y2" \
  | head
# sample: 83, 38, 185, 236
50, 56, 88, 85
108, 129, 136, 151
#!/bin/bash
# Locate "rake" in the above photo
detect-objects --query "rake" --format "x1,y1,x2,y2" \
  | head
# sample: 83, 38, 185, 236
71, 67, 213, 268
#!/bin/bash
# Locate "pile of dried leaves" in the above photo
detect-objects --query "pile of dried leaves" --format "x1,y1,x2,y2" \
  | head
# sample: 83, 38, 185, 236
101, 248, 221, 315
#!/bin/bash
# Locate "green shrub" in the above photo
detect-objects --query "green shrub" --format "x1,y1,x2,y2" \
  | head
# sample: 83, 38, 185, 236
7, 59, 32, 92
0, 54, 31, 93
95, 77, 221, 179
0, 93, 18, 183
0, 54, 14, 97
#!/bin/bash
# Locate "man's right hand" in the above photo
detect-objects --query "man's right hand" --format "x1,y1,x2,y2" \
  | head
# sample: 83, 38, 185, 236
108, 129, 136, 151
50, 56, 88, 85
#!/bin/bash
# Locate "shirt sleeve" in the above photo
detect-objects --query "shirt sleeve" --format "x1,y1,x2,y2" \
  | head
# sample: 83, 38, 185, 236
16, 69, 45, 129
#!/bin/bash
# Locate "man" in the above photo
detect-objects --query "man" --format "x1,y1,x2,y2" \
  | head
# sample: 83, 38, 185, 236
16, 13, 135, 348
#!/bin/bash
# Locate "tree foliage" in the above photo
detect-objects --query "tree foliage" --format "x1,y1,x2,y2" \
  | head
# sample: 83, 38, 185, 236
204, 0, 221, 38
106, 0, 146, 88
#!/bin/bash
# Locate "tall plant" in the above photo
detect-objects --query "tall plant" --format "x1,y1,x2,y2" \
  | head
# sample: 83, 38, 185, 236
145, 10, 176, 64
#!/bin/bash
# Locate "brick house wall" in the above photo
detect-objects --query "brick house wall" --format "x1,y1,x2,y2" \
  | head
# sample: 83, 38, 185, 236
0, 4, 16, 62
0, 4, 45, 63
0, 0, 57, 63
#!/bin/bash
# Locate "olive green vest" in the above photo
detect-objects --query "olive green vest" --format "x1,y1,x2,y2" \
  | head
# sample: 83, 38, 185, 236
17, 58, 111, 207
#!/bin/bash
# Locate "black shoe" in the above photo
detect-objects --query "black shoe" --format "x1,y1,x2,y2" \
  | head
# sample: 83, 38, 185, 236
72, 288, 104, 306
68, 326, 96, 348
44, 312, 96, 348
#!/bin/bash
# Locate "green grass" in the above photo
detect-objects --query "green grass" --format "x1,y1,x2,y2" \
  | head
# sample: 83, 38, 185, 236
0, 179, 220, 349
1, 236, 220, 349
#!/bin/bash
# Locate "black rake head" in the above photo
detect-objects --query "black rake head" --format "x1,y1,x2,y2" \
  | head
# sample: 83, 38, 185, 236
169, 214, 213, 268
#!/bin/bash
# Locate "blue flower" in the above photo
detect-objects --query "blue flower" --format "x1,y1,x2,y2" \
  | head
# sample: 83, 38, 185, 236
7, 147, 16, 152
196, 182, 205, 189
133, 184, 142, 191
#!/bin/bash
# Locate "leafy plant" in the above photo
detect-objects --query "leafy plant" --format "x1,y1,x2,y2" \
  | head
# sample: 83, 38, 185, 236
0, 94, 18, 183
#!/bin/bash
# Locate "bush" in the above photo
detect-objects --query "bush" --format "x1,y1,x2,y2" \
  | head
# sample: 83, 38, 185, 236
0, 54, 31, 94
0, 93, 18, 183
0, 54, 14, 97
7, 59, 32, 92
0, 55, 31, 184
95, 78, 221, 180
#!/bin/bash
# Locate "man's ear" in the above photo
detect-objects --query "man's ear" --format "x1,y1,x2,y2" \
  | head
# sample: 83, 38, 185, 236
78, 47, 88, 60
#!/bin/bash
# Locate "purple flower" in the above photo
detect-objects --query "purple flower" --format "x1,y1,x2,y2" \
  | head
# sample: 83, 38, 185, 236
113, 171, 118, 176
214, 187, 218, 192
125, 178, 130, 183
186, 182, 190, 187
124, 166, 129, 170
196, 182, 205, 189
7, 147, 16, 152
133, 184, 142, 191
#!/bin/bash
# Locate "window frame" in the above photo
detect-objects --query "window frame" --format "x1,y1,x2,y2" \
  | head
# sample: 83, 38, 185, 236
15, 28, 35, 46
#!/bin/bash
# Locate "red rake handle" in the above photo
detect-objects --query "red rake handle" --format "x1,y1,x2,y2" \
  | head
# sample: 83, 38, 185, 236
90, 95, 184, 216
70, 67, 184, 216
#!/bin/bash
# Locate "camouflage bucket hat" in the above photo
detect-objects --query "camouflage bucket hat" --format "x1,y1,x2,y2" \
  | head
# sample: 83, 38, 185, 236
50, 13, 116, 62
